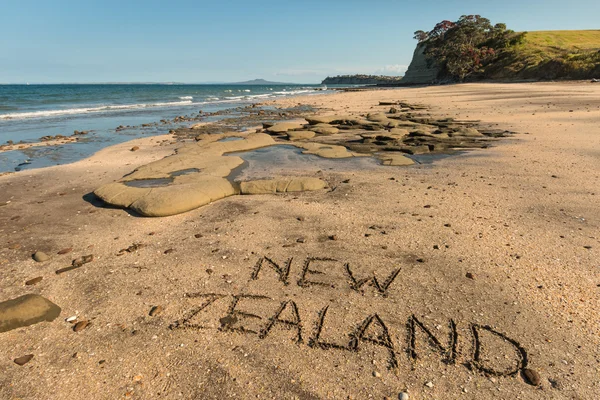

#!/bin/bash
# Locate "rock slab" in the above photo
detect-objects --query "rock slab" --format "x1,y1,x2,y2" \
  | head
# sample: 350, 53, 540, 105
0, 294, 61, 333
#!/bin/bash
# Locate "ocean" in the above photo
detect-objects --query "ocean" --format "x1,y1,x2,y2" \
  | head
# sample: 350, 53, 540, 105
0, 83, 332, 172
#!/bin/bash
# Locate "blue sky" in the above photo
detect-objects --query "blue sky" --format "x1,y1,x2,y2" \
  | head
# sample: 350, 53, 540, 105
1, 0, 598, 83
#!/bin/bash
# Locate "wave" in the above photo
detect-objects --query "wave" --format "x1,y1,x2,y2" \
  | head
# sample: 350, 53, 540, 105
179, 96, 193, 100
0, 100, 194, 120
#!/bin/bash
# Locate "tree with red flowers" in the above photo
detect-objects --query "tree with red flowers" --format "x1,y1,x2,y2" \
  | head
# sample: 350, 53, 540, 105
415, 15, 515, 81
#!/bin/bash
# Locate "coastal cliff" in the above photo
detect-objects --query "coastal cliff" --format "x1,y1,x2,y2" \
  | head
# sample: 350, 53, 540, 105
398, 43, 440, 85
321, 75, 403, 85
402, 29, 600, 84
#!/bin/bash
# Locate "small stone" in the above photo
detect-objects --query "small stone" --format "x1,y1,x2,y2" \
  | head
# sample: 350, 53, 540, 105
583, 245, 592, 249
296, 238, 305, 243
466, 272, 476, 280
522, 368, 541, 386
373, 371, 381, 378
25, 276, 43, 286
73, 320, 90, 332
194, 234, 203, 238
424, 381, 434, 388
149, 306, 163, 317
328, 235, 338, 241
33, 252, 50, 262
163, 249, 175, 254
65, 316, 77, 323
57, 248, 73, 255
130, 146, 140, 151
296, 217, 305, 222
398, 392, 409, 400
72, 254, 94, 267
14, 354, 34, 366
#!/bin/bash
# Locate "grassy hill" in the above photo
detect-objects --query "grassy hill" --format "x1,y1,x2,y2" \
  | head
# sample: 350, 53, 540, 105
484, 30, 600, 80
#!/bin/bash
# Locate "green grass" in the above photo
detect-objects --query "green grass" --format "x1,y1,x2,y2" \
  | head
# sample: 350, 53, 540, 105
523, 30, 600, 52
485, 30, 600, 80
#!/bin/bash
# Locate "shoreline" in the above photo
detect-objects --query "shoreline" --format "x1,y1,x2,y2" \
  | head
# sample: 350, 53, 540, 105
1, 82, 599, 399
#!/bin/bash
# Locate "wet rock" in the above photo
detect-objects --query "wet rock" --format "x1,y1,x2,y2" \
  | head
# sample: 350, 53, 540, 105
0, 294, 61, 333
25, 276, 43, 286
522, 368, 541, 386
149, 306, 163, 317
14, 354, 34, 366
33, 251, 50, 262
73, 320, 90, 332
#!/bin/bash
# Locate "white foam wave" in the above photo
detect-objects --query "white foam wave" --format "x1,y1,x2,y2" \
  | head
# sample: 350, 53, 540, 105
0, 100, 194, 120
179, 96, 193, 100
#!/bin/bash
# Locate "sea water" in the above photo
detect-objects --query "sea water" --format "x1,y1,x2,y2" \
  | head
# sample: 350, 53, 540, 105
0, 84, 332, 172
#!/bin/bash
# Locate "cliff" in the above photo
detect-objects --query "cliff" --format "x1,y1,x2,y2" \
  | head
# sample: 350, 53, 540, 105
398, 43, 440, 85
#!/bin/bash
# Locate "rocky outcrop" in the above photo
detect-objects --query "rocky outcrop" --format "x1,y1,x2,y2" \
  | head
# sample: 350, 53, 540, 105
400, 43, 440, 85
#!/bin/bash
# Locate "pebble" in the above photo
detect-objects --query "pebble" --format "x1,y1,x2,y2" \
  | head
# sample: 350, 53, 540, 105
296, 238, 305, 243
25, 276, 43, 286
523, 368, 541, 386
57, 248, 73, 255
14, 354, 34, 366
33, 251, 50, 262
424, 381, 434, 388
149, 305, 163, 317
398, 393, 409, 400
72, 254, 94, 267
73, 320, 90, 332
373, 371, 381, 378
164, 249, 175, 254
130, 146, 140, 151
328, 235, 338, 241
466, 272, 476, 280
65, 316, 77, 322
194, 233, 203, 238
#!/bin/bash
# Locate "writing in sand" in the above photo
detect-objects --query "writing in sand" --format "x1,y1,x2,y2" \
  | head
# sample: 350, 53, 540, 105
169, 255, 533, 382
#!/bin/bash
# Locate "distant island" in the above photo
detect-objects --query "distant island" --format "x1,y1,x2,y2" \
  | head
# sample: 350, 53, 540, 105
230, 79, 295, 85
321, 75, 404, 85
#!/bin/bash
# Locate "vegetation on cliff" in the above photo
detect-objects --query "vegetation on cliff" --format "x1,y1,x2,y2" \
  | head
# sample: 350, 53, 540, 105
321, 75, 403, 85
414, 16, 600, 81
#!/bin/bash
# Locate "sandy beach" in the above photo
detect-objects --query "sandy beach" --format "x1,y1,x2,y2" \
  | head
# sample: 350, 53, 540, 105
1, 82, 599, 399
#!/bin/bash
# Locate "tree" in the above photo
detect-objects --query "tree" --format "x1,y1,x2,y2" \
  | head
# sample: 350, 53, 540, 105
414, 15, 511, 81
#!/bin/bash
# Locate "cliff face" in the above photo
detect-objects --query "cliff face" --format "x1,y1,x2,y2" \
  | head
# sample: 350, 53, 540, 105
400, 43, 440, 85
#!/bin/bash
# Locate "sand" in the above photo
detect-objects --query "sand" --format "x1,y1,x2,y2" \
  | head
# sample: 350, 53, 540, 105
0, 82, 599, 399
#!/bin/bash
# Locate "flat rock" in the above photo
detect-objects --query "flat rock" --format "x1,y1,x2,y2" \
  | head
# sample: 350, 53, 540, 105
287, 130, 316, 141
310, 124, 339, 135
0, 294, 61, 333
240, 178, 326, 195
265, 122, 304, 133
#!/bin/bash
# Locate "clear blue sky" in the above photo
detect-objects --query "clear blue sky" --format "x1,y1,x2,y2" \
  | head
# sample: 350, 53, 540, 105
1, 0, 598, 84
